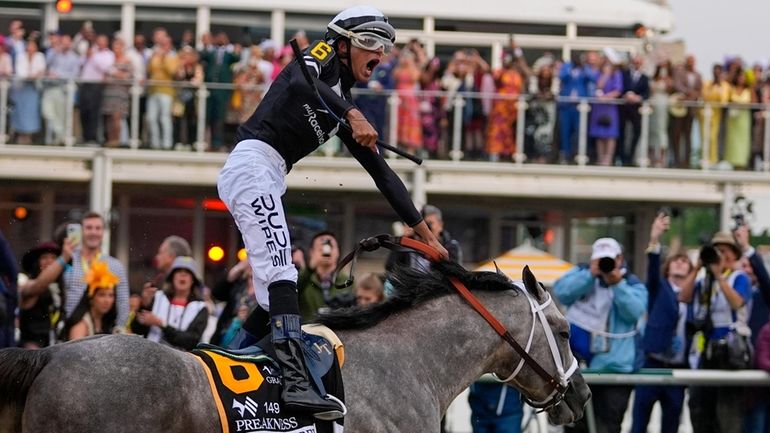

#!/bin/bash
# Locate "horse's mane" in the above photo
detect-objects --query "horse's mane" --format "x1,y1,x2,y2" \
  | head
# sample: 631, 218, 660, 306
316, 260, 518, 330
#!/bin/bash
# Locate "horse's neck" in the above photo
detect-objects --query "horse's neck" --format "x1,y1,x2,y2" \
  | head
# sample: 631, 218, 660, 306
339, 292, 517, 414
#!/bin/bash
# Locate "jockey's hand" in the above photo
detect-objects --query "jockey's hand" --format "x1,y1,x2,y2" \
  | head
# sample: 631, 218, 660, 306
411, 220, 449, 260
346, 109, 378, 151
428, 237, 449, 260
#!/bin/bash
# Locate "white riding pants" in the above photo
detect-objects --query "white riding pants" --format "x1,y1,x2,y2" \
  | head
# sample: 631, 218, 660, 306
217, 139, 298, 311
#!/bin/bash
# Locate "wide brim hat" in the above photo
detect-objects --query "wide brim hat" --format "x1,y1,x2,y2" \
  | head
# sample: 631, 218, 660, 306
22, 242, 61, 275
166, 256, 202, 287
711, 231, 742, 257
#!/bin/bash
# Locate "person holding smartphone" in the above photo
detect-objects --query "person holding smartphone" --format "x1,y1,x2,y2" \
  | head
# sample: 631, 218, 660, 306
297, 232, 350, 322
27, 212, 130, 330
631, 213, 697, 433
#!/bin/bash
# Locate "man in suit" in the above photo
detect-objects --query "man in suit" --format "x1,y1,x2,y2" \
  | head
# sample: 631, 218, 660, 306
200, 32, 241, 151
619, 56, 650, 166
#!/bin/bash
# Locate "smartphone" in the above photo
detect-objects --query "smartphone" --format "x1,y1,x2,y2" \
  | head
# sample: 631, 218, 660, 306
66, 223, 82, 246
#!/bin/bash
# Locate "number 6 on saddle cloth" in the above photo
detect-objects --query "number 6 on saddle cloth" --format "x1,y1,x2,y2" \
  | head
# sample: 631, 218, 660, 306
193, 324, 346, 432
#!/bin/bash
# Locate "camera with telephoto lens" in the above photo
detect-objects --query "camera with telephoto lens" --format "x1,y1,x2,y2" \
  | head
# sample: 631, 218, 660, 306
321, 239, 333, 257
598, 257, 616, 273
699, 244, 721, 267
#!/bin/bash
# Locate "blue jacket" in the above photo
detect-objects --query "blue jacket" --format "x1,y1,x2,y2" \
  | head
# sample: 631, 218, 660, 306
554, 266, 648, 372
642, 252, 682, 356
558, 63, 597, 102
747, 250, 770, 345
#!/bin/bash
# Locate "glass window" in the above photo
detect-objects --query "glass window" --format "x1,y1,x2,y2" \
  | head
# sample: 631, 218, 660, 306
211, 9, 271, 46
0, 3, 43, 37
388, 17, 423, 31
577, 25, 634, 38
57, 4, 121, 37
570, 215, 631, 265
435, 19, 565, 36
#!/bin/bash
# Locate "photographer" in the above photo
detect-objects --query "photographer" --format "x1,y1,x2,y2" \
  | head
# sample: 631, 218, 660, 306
632, 213, 697, 433
684, 232, 752, 433
554, 237, 647, 433
298, 232, 351, 322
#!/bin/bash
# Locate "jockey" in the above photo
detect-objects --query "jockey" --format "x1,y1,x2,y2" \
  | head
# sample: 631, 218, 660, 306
217, 5, 449, 417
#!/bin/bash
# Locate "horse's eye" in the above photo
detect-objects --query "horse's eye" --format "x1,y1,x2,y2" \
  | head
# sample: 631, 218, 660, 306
559, 331, 570, 339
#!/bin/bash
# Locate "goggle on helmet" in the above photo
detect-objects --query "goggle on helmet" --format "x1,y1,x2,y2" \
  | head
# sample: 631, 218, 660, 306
326, 7, 396, 53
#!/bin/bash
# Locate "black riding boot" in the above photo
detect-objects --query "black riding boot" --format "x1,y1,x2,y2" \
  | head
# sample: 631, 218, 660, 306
269, 280, 342, 416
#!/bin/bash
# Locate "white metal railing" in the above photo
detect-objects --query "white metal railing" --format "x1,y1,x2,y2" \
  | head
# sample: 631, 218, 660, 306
1, 77, 769, 173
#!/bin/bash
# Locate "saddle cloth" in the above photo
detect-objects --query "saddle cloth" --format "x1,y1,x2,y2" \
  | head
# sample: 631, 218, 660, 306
193, 325, 345, 433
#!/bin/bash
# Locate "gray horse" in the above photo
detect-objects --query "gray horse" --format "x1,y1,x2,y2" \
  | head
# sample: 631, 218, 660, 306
0, 263, 590, 433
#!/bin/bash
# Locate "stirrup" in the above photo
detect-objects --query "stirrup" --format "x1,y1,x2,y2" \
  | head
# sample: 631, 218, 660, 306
311, 395, 347, 421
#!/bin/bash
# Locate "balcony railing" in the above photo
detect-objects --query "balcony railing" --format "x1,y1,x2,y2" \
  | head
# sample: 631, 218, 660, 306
1, 77, 769, 172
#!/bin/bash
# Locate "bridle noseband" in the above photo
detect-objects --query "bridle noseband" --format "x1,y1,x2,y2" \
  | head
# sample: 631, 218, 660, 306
334, 234, 577, 411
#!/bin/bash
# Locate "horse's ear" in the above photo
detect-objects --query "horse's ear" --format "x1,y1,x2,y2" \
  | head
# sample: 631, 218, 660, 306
522, 266, 544, 301
493, 261, 506, 278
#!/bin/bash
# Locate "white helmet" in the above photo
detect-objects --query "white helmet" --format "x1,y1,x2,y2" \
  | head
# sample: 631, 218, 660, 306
326, 6, 396, 52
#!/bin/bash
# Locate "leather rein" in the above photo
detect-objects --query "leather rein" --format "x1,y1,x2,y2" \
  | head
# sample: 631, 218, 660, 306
333, 234, 570, 407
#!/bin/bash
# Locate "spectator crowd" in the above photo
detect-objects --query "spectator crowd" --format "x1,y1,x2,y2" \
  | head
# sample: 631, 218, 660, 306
2, 20, 770, 169
552, 217, 770, 433
3, 199, 770, 433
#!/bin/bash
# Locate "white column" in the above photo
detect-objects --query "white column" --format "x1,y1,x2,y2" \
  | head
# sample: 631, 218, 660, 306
564, 22, 577, 61
90, 151, 114, 253
412, 166, 427, 210
514, 95, 528, 165
195, 84, 209, 152
44, 2, 59, 34
120, 3, 135, 44
423, 17, 435, 59
0, 79, 8, 145
196, 6, 211, 50
566, 22, 577, 39
701, 104, 713, 170
576, 99, 591, 165
90, 152, 105, 214
638, 102, 652, 168
271, 10, 285, 46
450, 96, 465, 161
491, 41, 503, 71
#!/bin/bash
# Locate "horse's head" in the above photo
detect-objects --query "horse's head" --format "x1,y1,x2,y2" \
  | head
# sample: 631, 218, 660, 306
491, 266, 591, 425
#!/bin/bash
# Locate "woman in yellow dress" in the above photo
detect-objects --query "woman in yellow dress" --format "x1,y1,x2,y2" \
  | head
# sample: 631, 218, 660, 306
725, 72, 755, 169
701, 64, 730, 165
